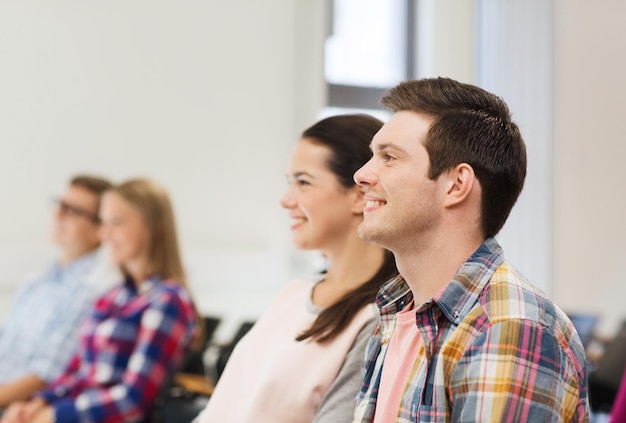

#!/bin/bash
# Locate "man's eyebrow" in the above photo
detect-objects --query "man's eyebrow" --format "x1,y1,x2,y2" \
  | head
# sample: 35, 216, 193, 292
371, 142, 407, 154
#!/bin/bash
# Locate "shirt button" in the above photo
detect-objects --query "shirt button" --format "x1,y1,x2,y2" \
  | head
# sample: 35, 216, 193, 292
453, 311, 460, 320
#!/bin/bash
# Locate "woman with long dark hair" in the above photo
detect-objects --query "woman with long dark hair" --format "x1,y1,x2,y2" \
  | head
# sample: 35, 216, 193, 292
195, 114, 398, 423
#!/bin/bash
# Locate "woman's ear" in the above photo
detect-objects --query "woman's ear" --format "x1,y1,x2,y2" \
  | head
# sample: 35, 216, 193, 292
350, 185, 367, 215
443, 163, 476, 208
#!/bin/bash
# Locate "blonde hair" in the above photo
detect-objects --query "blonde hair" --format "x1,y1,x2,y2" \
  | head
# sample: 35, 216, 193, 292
109, 178, 204, 350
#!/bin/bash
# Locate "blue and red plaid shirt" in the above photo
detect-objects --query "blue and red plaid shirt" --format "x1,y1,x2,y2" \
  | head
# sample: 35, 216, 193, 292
38, 275, 197, 423
353, 238, 590, 422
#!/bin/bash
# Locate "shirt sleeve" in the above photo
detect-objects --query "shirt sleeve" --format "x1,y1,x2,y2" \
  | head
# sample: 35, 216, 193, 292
9, 268, 100, 383
314, 318, 379, 423
51, 289, 196, 423
28, 289, 97, 382
38, 355, 83, 404
449, 318, 589, 422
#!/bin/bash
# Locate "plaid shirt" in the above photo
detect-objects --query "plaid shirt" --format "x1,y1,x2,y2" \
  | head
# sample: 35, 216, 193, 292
0, 251, 106, 383
354, 238, 590, 422
38, 276, 197, 423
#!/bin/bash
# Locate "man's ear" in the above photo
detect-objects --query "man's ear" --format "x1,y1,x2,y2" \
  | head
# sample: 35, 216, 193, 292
350, 185, 367, 215
443, 163, 476, 208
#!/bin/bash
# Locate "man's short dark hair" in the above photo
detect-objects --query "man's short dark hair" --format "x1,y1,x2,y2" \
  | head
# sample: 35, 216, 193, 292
70, 175, 112, 210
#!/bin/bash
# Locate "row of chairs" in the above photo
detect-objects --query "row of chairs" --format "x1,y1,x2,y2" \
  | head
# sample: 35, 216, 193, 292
566, 312, 626, 413
587, 320, 626, 412
155, 312, 625, 419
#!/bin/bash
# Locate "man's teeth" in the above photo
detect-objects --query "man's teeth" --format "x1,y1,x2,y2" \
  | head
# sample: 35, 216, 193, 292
367, 200, 385, 207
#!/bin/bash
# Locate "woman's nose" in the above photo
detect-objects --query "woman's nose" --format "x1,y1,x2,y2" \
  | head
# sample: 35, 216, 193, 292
280, 190, 296, 209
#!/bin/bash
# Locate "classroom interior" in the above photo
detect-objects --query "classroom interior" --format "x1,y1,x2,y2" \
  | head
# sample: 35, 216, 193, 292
0, 0, 625, 412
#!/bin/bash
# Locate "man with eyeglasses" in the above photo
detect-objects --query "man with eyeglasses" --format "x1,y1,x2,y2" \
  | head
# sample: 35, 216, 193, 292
0, 175, 119, 409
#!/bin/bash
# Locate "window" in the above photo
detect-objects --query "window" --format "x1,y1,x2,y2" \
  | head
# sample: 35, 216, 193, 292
324, 0, 415, 111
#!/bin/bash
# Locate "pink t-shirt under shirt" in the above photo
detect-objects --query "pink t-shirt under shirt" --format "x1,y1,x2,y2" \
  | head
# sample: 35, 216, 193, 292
373, 302, 424, 423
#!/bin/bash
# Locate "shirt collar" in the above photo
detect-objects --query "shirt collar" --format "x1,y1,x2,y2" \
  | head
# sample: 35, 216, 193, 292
51, 249, 99, 280
123, 274, 162, 295
432, 237, 504, 324
376, 274, 413, 316
376, 238, 504, 323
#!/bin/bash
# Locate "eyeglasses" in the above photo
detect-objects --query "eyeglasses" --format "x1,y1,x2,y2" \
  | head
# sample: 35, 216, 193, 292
53, 198, 100, 224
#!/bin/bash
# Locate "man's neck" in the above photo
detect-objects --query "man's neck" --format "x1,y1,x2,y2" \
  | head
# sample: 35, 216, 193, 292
58, 246, 96, 267
395, 234, 484, 305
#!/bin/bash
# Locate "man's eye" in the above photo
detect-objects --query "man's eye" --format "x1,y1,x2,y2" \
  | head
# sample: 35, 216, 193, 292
296, 179, 310, 186
383, 154, 395, 162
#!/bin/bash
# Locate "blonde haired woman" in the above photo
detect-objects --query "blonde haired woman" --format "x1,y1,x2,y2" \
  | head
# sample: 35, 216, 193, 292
2, 178, 200, 423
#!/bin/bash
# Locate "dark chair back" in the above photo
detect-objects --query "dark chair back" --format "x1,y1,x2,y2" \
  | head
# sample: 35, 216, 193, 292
215, 321, 255, 381
180, 316, 221, 376
567, 312, 599, 350
150, 316, 221, 422
593, 321, 626, 388
589, 320, 626, 412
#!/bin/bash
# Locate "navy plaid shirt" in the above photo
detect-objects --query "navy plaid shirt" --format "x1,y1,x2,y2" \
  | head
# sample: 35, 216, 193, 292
38, 276, 197, 423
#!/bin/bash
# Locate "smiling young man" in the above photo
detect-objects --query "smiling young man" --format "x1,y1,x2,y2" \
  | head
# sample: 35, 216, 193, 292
0, 175, 118, 409
352, 78, 590, 422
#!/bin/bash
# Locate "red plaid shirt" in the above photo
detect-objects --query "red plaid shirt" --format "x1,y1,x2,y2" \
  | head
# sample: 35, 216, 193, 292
39, 276, 197, 423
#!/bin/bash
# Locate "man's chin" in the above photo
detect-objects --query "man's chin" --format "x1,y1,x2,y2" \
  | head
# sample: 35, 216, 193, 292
51, 236, 65, 246
358, 224, 382, 244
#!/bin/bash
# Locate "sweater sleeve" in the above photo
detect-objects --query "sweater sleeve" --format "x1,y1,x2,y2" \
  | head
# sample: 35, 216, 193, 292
314, 317, 379, 423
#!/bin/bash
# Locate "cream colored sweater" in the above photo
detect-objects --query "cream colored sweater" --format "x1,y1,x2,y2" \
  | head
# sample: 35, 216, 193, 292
195, 279, 376, 423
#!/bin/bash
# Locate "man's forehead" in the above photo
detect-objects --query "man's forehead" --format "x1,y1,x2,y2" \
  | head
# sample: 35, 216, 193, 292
64, 185, 98, 205
371, 111, 432, 144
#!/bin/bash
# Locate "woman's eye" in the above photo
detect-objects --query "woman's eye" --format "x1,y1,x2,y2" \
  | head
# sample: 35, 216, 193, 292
296, 179, 310, 186
383, 154, 395, 162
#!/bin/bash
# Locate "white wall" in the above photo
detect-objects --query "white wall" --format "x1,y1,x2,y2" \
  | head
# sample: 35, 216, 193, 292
2, 0, 624, 341
417, 0, 553, 295
0, 0, 327, 341
416, 0, 476, 83
475, 0, 554, 295
419, 0, 626, 337
553, 0, 626, 337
